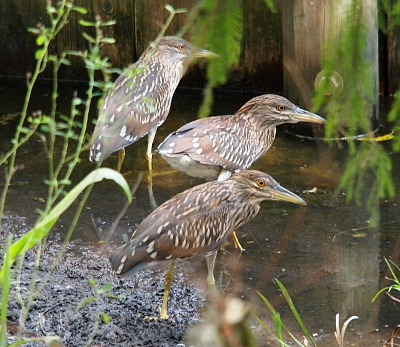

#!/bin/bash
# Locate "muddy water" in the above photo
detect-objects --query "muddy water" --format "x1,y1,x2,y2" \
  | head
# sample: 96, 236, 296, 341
1, 79, 399, 346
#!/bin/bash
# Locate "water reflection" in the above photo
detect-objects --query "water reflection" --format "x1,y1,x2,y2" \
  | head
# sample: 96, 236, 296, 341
1, 81, 399, 346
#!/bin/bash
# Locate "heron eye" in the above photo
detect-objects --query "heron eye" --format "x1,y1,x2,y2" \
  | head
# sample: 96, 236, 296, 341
178, 45, 185, 51
257, 179, 266, 187
277, 105, 286, 111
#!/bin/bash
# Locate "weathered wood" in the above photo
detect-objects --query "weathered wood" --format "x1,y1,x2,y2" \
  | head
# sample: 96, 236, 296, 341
134, 0, 193, 53
388, 1, 400, 95
93, 0, 136, 68
282, 1, 332, 108
283, 0, 379, 119
240, 0, 282, 93
0, 0, 389, 97
55, 0, 95, 81
0, 0, 41, 78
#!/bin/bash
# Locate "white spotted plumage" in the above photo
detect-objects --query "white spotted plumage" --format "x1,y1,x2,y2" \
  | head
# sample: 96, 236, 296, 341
157, 94, 325, 180
89, 36, 211, 163
109, 170, 305, 280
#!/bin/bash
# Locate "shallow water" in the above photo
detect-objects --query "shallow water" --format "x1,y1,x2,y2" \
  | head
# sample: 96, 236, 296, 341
1, 79, 399, 346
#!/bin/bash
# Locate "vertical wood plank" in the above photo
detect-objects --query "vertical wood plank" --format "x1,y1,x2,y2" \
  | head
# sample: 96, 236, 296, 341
93, 0, 136, 68
240, 0, 282, 93
55, 0, 95, 81
282, 0, 379, 119
134, 0, 192, 55
0, 0, 45, 78
387, 1, 400, 95
282, 0, 331, 107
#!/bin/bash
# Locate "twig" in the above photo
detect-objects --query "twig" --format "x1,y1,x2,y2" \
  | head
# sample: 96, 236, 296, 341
105, 172, 143, 242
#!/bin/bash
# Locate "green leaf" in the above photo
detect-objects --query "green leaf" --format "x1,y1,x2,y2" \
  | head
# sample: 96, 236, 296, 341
262, 0, 277, 12
0, 237, 12, 344
77, 297, 95, 309
100, 20, 117, 26
106, 294, 125, 300
82, 32, 96, 43
102, 312, 111, 324
100, 283, 112, 293
0, 168, 132, 281
28, 27, 40, 34
58, 179, 72, 185
60, 57, 71, 66
192, 0, 243, 118
46, 4, 57, 14
68, 50, 83, 57
73, 6, 88, 14
275, 279, 317, 347
79, 19, 95, 27
100, 37, 116, 44
36, 35, 46, 46
35, 48, 46, 60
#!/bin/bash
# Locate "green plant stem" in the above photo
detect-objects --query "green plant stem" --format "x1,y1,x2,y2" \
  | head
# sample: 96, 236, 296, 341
44, 55, 63, 211
0, 0, 73, 221
0, 236, 12, 347
16, 241, 43, 341
84, 282, 102, 347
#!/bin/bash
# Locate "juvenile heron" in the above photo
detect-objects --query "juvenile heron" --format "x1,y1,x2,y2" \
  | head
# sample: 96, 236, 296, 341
109, 170, 306, 319
89, 36, 215, 170
157, 94, 326, 181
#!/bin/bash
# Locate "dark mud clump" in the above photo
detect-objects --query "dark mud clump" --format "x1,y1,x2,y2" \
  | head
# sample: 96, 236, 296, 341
4, 218, 205, 347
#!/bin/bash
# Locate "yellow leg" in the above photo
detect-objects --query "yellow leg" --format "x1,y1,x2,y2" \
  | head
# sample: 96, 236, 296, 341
205, 252, 218, 286
117, 148, 125, 172
160, 262, 175, 319
231, 231, 245, 252
220, 232, 245, 252
147, 168, 158, 211
146, 128, 156, 171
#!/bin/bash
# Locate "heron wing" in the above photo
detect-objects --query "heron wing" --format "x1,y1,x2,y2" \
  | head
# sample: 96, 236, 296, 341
158, 115, 262, 170
90, 62, 173, 161
109, 181, 238, 276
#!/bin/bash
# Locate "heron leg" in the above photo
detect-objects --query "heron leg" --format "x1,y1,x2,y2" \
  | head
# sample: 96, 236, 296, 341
147, 168, 158, 211
160, 261, 175, 319
220, 232, 245, 252
146, 128, 157, 171
117, 148, 125, 172
231, 231, 245, 252
205, 252, 218, 286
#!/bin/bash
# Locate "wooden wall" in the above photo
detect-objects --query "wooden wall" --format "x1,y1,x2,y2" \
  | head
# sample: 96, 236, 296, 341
0, 0, 397, 100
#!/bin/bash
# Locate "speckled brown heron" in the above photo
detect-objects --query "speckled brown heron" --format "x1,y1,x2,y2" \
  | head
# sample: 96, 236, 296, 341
156, 94, 326, 181
89, 36, 215, 170
109, 169, 306, 319
156, 94, 324, 250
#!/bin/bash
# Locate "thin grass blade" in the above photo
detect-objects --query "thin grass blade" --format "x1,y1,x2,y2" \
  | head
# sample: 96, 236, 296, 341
0, 168, 131, 280
275, 279, 317, 347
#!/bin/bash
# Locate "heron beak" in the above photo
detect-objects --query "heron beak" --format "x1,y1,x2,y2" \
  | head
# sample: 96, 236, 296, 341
190, 48, 219, 59
269, 185, 307, 205
284, 107, 326, 124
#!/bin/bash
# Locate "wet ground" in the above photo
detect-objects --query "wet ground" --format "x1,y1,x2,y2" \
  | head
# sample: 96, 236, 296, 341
1, 79, 400, 346
3, 220, 204, 347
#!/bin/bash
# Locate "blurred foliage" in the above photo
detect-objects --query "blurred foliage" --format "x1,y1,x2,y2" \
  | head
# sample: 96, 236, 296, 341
188, 0, 243, 118
337, 141, 395, 226
186, 288, 258, 347
312, 0, 397, 227
373, 258, 400, 303
379, 0, 400, 32
0, 2, 130, 346
312, 0, 374, 145
258, 281, 358, 347
257, 280, 317, 347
